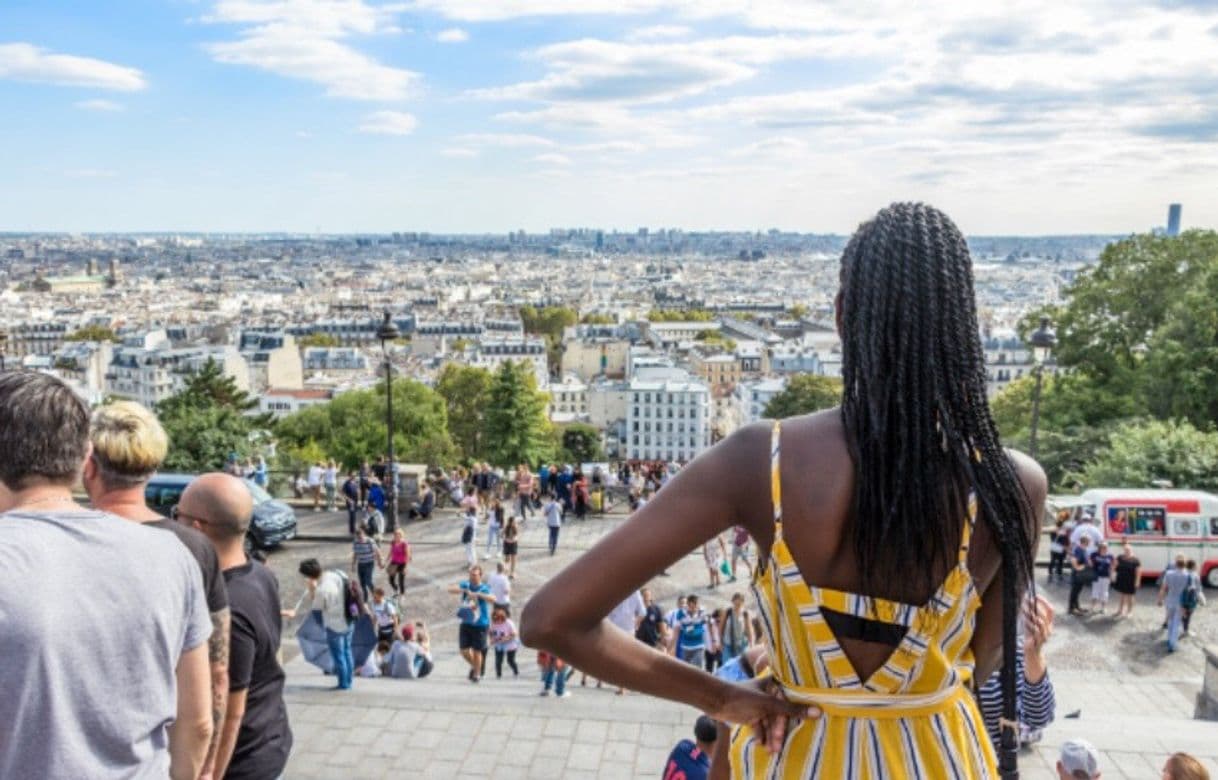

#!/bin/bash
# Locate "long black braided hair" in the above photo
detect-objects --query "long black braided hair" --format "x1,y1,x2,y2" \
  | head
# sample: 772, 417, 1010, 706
838, 202, 1035, 777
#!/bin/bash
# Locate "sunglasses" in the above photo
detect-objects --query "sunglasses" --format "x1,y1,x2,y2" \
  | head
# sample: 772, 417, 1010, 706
170, 505, 212, 526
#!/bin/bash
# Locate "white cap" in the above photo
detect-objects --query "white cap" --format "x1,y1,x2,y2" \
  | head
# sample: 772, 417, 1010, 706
1059, 738, 1100, 779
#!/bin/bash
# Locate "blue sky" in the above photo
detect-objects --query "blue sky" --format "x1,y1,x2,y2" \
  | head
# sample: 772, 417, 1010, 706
2, 0, 1217, 234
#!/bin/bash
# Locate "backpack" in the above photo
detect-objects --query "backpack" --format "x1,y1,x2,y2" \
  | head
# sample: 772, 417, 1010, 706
336, 572, 362, 623
1181, 577, 1200, 611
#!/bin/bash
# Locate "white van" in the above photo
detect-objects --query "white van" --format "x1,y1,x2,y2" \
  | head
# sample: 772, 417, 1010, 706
1056, 489, 1218, 587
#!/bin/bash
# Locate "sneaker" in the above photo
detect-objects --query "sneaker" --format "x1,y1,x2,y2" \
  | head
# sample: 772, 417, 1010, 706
539, 690, 550, 697
558, 691, 571, 698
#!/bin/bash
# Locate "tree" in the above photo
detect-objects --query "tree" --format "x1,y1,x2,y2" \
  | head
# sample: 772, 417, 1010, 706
275, 379, 456, 469
157, 359, 270, 472
482, 360, 554, 468
559, 423, 605, 464
1138, 262, 1218, 428
647, 308, 716, 322
787, 304, 809, 320
520, 305, 578, 373
65, 324, 119, 342
1076, 419, 1218, 491
763, 374, 842, 419
435, 363, 493, 459
298, 333, 340, 348
580, 312, 615, 325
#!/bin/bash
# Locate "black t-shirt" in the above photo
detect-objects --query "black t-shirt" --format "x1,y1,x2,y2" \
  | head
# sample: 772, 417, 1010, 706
372, 463, 387, 482
147, 519, 228, 614
636, 604, 665, 646
224, 559, 292, 780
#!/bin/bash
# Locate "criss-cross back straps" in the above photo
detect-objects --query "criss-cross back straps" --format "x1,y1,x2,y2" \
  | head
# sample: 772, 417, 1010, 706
770, 419, 784, 535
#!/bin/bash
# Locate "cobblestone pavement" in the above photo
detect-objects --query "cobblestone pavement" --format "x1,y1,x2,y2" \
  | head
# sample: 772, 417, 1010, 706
266, 508, 1217, 778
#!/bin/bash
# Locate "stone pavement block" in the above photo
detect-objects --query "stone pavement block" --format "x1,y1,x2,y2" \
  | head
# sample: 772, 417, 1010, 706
344, 725, 381, 746
565, 740, 604, 772
435, 733, 477, 760
501, 739, 539, 765
575, 719, 610, 744
1106, 750, 1159, 778
528, 756, 568, 778
640, 725, 676, 749
325, 744, 366, 766
366, 736, 404, 758
480, 714, 516, 735
1019, 767, 1059, 780
634, 747, 671, 775
542, 716, 577, 737
385, 708, 424, 732
510, 715, 547, 739
358, 705, 397, 725
596, 763, 638, 780
607, 721, 640, 742
406, 728, 446, 750
536, 736, 571, 757
422, 760, 463, 778
602, 740, 639, 764
460, 751, 500, 774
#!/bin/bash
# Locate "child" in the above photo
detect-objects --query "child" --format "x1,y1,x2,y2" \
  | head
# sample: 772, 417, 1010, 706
537, 650, 569, 698
359, 640, 390, 678
489, 607, 520, 678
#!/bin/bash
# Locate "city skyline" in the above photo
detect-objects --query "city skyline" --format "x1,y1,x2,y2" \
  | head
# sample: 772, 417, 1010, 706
2, 1, 1217, 234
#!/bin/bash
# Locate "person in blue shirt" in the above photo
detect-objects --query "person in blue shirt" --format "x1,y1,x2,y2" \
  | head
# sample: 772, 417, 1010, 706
447, 565, 495, 683
663, 715, 717, 780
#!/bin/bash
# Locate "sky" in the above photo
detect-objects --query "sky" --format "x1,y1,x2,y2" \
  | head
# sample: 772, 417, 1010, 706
1, 0, 1217, 235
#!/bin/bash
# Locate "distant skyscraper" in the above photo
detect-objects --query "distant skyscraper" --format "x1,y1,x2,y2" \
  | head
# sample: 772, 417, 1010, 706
1167, 203, 1182, 236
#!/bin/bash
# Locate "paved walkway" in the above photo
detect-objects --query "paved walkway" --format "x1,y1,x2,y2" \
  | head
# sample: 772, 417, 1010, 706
274, 507, 1218, 778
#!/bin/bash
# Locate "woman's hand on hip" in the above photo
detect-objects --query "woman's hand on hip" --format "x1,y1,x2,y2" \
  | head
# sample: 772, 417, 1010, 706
709, 677, 819, 754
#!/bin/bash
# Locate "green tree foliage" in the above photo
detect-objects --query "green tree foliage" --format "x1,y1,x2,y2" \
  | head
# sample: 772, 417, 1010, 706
482, 360, 554, 468
1077, 419, 1218, 491
763, 374, 843, 419
65, 324, 120, 342
695, 330, 737, 352
647, 308, 716, 322
1139, 262, 1218, 426
559, 423, 605, 464
157, 359, 269, 472
435, 363, 493, 459
787, 304, 809, 320
520, 305, 578, 373
275, 379, 456, 469
580, 312, 615, 325
298, 333, 340, 348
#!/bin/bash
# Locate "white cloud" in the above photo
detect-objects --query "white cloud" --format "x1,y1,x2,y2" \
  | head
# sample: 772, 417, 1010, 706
203, 0, 419, 100
456, 132, 555, 148
532, 152, 572, 165
75, 98, 124, 112
0, 43, 145, 91
627, 25, 693, 41
441, 147, 479, 157
405, 0, 672, 21
358, 110, 418, 135
435, 27, 469, 43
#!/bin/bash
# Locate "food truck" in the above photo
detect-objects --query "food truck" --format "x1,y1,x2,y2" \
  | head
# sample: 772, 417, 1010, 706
1049, 489, 1218, 586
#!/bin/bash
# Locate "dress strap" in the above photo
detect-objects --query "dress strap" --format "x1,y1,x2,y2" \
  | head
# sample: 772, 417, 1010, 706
958, 492, 978, 565
770, 420, 783, 538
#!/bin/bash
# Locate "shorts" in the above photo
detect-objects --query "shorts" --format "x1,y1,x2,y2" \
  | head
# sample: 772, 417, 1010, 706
1091, 578, 1110, 603
459, 623, 488, 651
503, 541, 518, 556
680, 647, 706, 668
732, 543, 750, 560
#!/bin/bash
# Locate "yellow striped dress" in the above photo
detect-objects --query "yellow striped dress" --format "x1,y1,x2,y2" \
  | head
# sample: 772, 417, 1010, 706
728, 421, 997, 779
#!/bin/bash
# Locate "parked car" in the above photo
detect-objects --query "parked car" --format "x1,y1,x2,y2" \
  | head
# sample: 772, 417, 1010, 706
145, 472, 298, 550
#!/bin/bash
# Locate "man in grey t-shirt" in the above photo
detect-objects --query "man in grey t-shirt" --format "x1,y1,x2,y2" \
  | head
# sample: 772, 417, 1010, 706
0, 371, 214, 780
1158, 554, 1191, 653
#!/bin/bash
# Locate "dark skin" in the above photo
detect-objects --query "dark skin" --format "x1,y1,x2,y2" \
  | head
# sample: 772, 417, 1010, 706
521, 410, 1046, 754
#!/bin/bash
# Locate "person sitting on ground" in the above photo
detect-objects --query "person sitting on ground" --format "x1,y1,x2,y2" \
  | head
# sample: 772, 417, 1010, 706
408, 484, 435, 519
1057, 738, 1101, 779
1162, 752, 1211, 780
0, 371, 214, 780
360, 640, 390, 678
386, 623, 433, 679
663, 715, 718, 780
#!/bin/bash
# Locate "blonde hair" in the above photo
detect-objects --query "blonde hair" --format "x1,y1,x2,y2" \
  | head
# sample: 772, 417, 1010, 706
90, 401, 168, 485
1165, 754, 1210, 780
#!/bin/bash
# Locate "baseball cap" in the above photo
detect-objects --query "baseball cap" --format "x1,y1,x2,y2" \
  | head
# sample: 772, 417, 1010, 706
1059, 738, 1100, 779
401, 624, 414, 641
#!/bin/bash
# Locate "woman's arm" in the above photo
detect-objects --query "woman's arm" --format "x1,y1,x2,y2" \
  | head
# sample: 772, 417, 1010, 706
521, 424, 808, 737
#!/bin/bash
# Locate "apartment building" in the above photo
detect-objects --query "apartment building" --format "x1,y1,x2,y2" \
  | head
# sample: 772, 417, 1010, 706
625, 375, 711, 462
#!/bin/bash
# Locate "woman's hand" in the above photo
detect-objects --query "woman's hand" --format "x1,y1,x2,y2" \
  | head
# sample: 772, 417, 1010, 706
708, 677, 819, 754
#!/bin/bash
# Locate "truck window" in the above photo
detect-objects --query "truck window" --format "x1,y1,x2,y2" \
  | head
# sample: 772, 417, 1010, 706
1210, 517, 1218, 537
1107, 506, 1165, 536
1172, 517, 1200, 537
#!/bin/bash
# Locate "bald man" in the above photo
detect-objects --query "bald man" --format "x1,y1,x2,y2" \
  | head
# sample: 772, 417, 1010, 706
182, 474, 293, 780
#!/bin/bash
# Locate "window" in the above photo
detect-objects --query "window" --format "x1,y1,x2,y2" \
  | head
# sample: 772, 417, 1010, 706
1172, 517, 1200, 537
1106, 506, 1165, 536
1210, 518, 1218, 537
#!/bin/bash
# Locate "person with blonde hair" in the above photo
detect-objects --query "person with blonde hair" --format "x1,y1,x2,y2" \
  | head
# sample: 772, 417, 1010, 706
85, 400, 232, 779
1162, 752, 1211, 780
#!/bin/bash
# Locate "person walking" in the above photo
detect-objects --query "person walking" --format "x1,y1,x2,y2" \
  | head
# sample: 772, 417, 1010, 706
449, 565, 495, 683
1047, 518, 1070, 584
461, 505, 479, 568
253, 456, 268, 488
489, 607, 521, 678
488, 561, 512, 614
1181, 559, 1205, 636
503, 515, 521, 578
351, 527, 382, 603
485, 499, 503, 560
0, 373, 214, 780
386, 528, 410, 598
1089, 541, 1114, 614
1159, 554, 1191, 652
188, 473, 293, 780
729, 525, 752, 582
544, 495, 563, 556
719, 592, 754, 664
515, 464, 534, 520
295, 558, 357, 689
573, 469, 590, 520
673, 594, 710, 668
1068, 535, 1094, 616
307, 461, 324, 511
635, 588, 669, 651
323, 460, 339, 511
606, 589, 646, 694
522, 203, 1046, 777
369, 587, 399, 644
341, 471, 361, 536
703, 533, 727, 589
1112, 542, 1142, 618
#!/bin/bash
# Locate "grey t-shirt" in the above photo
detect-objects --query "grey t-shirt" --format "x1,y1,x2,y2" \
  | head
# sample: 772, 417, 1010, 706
0, 509, 212, 780
1162, 567, 1192, 605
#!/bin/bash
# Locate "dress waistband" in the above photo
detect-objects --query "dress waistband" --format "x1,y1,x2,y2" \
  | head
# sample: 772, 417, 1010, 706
777, 680, 972, 719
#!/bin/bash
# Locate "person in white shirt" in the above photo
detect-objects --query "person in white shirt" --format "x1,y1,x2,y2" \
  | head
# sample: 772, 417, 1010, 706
1069, 515, 1103, 550
294, 559, 355, 689
487, 562, 512, 613
323, 461, 339, 511
544, 497, 563, 556
307, 462, 325, 511
604, 590, 647, 695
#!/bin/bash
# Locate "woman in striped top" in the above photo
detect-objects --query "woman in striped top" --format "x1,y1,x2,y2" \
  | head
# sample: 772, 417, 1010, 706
522, 203, 1046, 778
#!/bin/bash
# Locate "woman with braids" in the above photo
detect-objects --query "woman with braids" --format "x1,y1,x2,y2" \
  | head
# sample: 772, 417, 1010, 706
522, 203, 1046, 778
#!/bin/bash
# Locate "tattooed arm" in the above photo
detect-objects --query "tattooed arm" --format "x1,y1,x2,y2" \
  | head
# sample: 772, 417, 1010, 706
200, 608, 230, 780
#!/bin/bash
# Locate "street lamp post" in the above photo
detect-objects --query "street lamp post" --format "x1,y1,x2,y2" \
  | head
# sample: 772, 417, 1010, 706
377, 310, 400, 533
1028, 317, 1057, 460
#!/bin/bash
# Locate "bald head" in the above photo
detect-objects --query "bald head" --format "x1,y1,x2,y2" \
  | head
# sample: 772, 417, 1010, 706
179, 473, 253, 541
